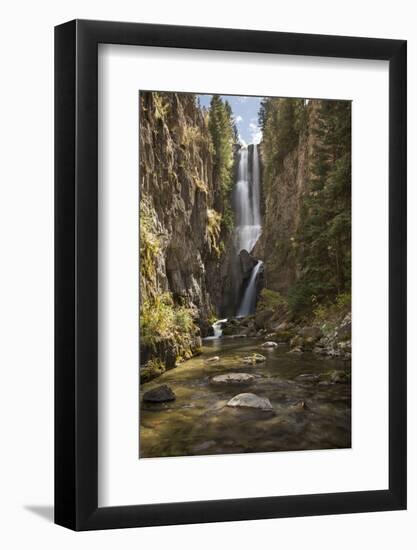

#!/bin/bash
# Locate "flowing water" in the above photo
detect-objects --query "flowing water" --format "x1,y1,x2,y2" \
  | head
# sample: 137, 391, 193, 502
235, 147, 262, 254
234, 145, 263, 316
140, 337, 351, 458
237, 261, 263, 317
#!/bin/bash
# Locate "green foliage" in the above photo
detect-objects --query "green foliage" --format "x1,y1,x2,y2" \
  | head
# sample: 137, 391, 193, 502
312, 292, 352, 333
153, 93, 170, 120
208, 95, 236, 198
140, 198, 160, 283
257, 288, 287, 312
293, 100, 351, 315
140, 358, 166, 384
206, 208, 222, 257
140, 292, 196, 350
261, 98, 305, 175
260, 98, 351, 318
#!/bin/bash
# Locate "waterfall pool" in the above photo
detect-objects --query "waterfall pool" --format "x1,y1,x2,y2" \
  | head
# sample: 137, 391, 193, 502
139, 336, 351, 458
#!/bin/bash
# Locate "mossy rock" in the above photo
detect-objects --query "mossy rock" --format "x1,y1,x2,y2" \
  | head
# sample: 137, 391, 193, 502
140, 359, 166, 384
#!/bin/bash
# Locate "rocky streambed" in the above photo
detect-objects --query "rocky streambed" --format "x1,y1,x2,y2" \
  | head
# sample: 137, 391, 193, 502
139, 336, 351, 458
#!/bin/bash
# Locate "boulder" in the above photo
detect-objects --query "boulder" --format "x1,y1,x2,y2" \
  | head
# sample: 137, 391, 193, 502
239, 249, 257, 278
227, 393, 273, 411
261, 341, 278, 348
288, 347, 302, 354
206, 356, 220, 363
143, 385, 176, 403
210, 373, 254, 386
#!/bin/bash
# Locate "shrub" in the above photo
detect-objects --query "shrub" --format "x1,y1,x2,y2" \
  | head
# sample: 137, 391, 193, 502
206, 208, 222, 257
257, 288, 287, 312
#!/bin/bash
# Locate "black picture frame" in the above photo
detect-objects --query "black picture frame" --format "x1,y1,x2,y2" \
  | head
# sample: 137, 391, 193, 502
55, 19, 407, 531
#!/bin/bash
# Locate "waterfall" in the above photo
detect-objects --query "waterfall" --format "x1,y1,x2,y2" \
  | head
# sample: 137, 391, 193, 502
237, 261, 263, 317
205, 318, 228, 340
233, 144, 263, 316
235, 147, 261, 254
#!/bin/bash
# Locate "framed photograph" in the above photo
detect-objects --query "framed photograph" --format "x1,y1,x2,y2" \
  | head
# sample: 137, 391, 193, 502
55, 19, 406, 530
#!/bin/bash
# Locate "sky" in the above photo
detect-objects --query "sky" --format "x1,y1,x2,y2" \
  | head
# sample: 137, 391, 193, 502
198, 94, 263, 146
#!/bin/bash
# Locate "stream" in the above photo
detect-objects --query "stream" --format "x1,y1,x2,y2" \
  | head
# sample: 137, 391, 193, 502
139, 336, 351, 458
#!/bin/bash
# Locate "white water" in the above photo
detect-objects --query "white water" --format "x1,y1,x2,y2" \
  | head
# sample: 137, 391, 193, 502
235, 147, 261, 254
235, 144, 263, 316
237, 260, 263, 317
205, 318, 228, 340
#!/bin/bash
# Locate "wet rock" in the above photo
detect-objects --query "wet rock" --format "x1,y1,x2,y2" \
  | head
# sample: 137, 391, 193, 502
206, 356, 220, 363
261, 341, 278, 348
288, 347, 302, 354
143, 385, 176, 403
242, 353, 266, 364
210, 373, 254, 385
227, 393, 273, 411
140, 361, 166, 384
239, 249, 257, 278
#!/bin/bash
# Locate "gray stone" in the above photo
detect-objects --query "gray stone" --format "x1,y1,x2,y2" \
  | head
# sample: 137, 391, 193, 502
261, 341, 278, 348
206, 356, 220, 363
211, 373, 254, 385
239, 249, 257, 278
227, 393, 273, 411
143, 385, 176, 403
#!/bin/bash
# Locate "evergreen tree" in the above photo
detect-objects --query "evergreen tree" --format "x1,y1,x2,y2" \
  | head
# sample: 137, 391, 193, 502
289, 100, 351, 315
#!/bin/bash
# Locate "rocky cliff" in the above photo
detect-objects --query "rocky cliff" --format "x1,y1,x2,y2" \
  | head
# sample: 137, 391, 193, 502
139, 92, 233, 380
256, 100, 320, 295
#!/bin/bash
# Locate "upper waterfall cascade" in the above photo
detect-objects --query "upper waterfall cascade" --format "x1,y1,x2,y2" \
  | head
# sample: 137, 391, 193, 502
234, 144, 263, 316
235, 146, 262, 254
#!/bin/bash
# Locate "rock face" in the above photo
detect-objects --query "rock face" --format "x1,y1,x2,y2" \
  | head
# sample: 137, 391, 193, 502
140, 92, 235, 374
254, 101, 322, 295
143, 385, 176, 403
211, 373, 254, 385
227, 393, 273, 411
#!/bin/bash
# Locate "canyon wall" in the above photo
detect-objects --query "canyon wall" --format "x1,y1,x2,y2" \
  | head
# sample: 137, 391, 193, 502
139, 92, 233, 378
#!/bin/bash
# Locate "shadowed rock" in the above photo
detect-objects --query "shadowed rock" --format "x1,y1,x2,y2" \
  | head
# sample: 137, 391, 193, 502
143, 385, 176, 403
